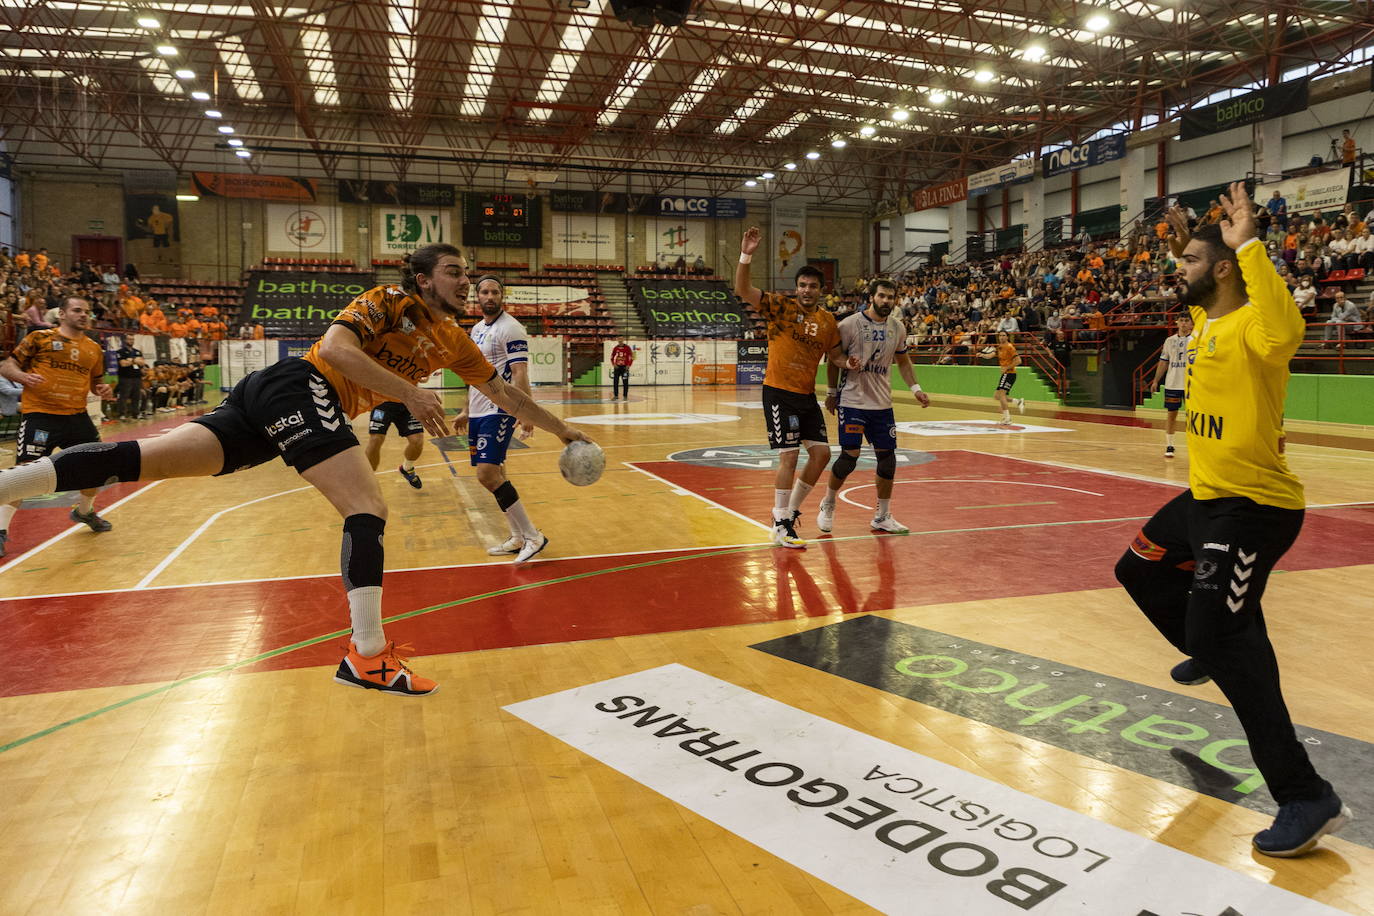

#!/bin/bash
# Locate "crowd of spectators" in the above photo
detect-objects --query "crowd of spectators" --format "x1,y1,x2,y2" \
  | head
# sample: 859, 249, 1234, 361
845, 195, 1374, 364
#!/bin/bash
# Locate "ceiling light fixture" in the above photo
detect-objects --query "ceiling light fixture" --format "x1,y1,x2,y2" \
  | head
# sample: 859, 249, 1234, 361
204, 109, 222, 118
191, 90, 210, 100
1085, 13, 1109, 32
929, 89, 948, 104
805, 150, 821, 159
137, 16, 160, 28
973, 69, 994, 83
859, 125, 877, 137
235, 149, 251, 158
1024, 44, 1046, 62
217, 125, 234, 133
783, 162, 797, 170
891, 109, 910, 122
155, 45, 177, 56
175, 194, 200, 201
831, 138, 847, 148
226, 138, 244, 146
761, 171, 775, 179
745, 179, 758, 187
174, 68, 194, 79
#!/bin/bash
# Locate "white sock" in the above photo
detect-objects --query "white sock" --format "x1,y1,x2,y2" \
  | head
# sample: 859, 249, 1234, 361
0, 504, 16, 531
348, 585, 386, 656
77, 493, 95, 515
1166, 433, 1175, 446
773, 488, 790, 521
820, 490, 836, 509
0, 458, 57, 505
1001, 410, 1010, 422
877, 498, 891, 518
505, 500, 540, 540
402, 457, 415, 471
787, 479, 814, 512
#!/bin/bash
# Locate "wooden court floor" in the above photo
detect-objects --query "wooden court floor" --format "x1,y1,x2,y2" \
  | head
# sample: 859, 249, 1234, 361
1, 384, 1372, 915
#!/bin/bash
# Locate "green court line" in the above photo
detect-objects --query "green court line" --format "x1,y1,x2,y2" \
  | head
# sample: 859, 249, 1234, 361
0, 513, 1153, 757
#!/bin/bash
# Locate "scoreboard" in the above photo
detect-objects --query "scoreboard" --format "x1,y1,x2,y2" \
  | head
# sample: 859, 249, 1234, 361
462, 192, 542, 248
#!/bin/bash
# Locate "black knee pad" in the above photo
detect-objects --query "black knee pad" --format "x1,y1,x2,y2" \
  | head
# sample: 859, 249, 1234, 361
493, 480, 519, 511
1114, 547, 1151, 589
341, 513, 386, 591
52, 441, 141, 491
830, 450, 859, 482
875, 449, 897, 480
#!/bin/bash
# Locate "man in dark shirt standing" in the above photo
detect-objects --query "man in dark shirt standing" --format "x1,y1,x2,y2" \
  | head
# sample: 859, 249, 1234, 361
114, 340, 146, 420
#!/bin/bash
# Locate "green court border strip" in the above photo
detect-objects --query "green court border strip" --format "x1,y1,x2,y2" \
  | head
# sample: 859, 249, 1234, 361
0, 512, 1153, 757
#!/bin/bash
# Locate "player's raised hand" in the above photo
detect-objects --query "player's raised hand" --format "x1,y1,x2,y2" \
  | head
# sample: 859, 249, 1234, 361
403, 386, 449, 438
741, 227, 762, 256
1218, 180, 1259, 250
1164, 207, 1191, 259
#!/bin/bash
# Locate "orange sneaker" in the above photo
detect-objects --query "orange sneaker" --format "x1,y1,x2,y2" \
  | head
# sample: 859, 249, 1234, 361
333, 641, 439, 696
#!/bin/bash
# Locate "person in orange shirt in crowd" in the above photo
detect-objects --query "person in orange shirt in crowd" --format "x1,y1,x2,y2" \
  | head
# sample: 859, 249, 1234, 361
168, 319, 188, 338
1341, 129, 1356, 166
252, 323, 265, 340
1282, 229, 1301, 264
185, 315, 203, 338
1076, 265, 1095, 287
1085, 304, 1107, 341
32, 249, 48, 273
1087, 251, 1106, 275
139, 303, 168, 334
199, 304, 219, 320
13, 249, 29, 269
1155, 219, 1170, 240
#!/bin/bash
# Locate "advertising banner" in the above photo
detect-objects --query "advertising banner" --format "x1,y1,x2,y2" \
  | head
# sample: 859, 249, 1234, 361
552, 190, 746, 218
527, 336, 564, 384
551, 214, 618, 261
217, 339, 276, 388
378, 209, 451, 255
770, 201, 806, 281
491, 285, 593, 317
968, 158, 1036, 195
689, 338, 738, 385
336, 180, 455, 207
1180, 79, 1309, 141
911, 178, 967, 211
627, 279, 749, 337
644, 217, 706, 266
265, 204, 343, 253
191, 172, 317, 201
1042, 135, 1127, 179
1256, 167, 1352, 216
123, 170, 179, 244
241, 270, 375, 337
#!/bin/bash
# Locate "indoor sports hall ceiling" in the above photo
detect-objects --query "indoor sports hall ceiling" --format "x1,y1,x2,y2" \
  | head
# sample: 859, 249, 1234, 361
0, 0, 1369, 208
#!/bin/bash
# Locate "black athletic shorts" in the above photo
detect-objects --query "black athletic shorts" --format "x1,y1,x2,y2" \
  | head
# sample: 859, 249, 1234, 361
762, 384, 827, 450
192, 357, 358, 475
17, 411, 100, 462
996, 372, 1017, 393
368, 401, 423, 437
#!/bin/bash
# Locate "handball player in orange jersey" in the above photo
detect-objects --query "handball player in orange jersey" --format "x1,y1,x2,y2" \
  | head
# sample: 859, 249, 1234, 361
0, 244, 593, 696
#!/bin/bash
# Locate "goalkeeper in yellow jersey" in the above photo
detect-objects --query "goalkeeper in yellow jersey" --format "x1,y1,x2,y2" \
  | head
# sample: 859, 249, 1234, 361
1114, 181, 1349, 858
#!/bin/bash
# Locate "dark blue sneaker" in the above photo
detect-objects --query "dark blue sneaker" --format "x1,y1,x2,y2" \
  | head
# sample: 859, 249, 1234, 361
397, 465, 422, 489
1253, 791, 1351, 857
70, 507, 113, 532
1170, 658, 1211, 686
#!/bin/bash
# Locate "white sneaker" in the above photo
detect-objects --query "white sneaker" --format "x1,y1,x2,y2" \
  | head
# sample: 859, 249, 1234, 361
487, 535, 523, 556
1015, 397, 1025, 413
514, 533, 549, 564
816, 502, 835, 533
871, 514, 909, 533
771, 516, 806, 549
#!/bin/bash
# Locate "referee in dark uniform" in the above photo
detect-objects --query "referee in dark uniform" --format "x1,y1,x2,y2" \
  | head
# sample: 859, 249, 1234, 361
1114, 182, 1349, 857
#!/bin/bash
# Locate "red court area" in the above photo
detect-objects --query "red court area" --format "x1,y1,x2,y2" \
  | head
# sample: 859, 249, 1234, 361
3, 451, 1373, 699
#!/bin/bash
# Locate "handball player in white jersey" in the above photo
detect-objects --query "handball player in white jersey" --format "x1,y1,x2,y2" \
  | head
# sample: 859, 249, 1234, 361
1149, 311, 1193, 458
818, 278, 929, 533
453, 276, 546, 564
